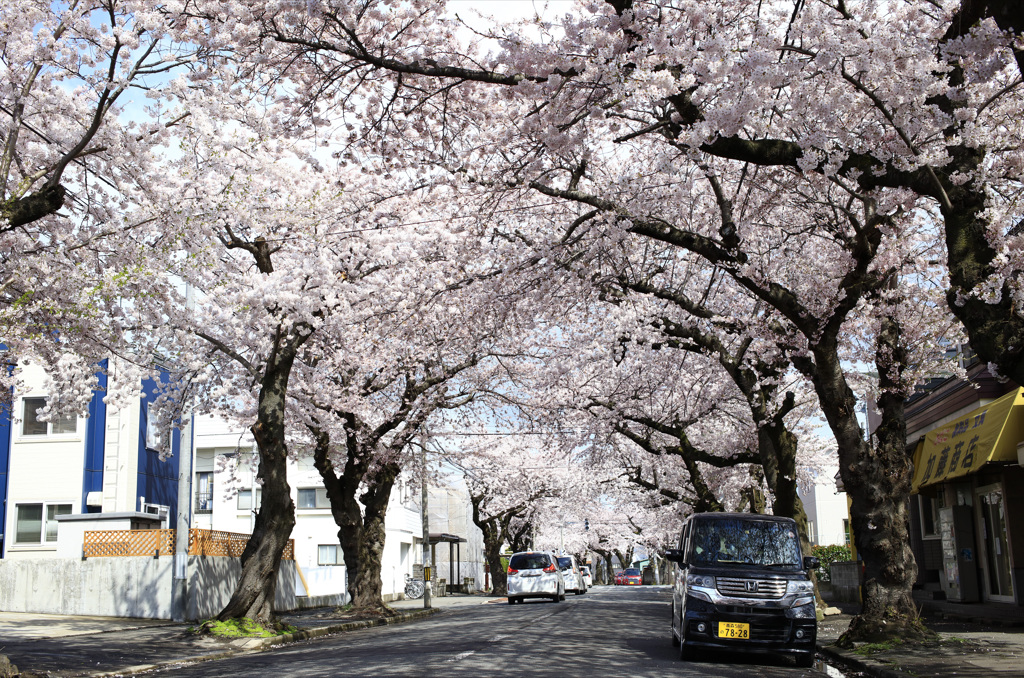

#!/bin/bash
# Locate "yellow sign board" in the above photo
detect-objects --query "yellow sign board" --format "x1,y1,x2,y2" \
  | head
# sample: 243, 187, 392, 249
912, 388, 1024, 491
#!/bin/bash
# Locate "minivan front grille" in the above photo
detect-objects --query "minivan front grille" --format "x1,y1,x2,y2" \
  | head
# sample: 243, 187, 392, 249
716, 577, 787, 599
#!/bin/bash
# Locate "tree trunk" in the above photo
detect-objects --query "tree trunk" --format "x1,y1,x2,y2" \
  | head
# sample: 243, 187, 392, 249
0, 184, 66, 230
470, 494, 509, 596
332, 462, 400, 614
941, 179, 1024, 387
808, 334, 926, 646
217, 328, 305, 624
836, 314, 927, 645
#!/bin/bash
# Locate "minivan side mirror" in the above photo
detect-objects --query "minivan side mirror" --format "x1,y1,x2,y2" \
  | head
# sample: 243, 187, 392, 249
664, 548, 686, 564
803, 556, 821, 571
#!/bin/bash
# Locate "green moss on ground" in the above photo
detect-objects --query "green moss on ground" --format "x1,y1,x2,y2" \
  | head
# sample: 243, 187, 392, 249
854, 639, 905, 655
191, 618, 298, 638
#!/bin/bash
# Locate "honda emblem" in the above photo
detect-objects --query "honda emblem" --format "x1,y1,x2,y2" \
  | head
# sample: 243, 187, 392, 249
745, 580, 758, 593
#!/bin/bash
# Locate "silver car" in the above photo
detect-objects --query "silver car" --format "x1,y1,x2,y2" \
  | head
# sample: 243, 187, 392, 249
507, 551, 566, 604
581, 565, 593, 589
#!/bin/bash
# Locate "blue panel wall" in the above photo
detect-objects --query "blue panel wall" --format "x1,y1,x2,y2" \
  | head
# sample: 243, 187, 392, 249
137, 373, 180, 519
82, 360, 108, 513
0, 395, 12, 558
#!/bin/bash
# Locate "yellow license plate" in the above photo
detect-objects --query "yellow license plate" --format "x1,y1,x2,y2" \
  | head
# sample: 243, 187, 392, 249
718, 622, 750, 639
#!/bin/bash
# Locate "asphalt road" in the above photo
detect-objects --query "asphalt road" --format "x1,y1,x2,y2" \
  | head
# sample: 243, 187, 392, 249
155, 586, 837, 677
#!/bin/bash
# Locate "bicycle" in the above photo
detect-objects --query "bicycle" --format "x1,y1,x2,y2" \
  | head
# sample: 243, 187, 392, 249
404, 573, 425, 599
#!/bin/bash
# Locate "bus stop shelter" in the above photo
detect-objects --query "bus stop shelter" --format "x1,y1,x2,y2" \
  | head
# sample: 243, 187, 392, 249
429, 532, 468, 594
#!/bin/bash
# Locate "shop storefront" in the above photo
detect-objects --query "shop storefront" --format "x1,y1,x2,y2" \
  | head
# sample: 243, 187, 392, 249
910, 387, 1024, 606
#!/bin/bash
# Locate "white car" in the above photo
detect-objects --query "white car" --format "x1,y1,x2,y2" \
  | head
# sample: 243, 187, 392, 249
557, 555, 586, 595
581, 565, 593, 589
507, 551, 566, 604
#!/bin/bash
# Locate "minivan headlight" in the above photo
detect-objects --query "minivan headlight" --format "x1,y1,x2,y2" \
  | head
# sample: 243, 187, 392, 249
787, 580, 814, 595
685, 574, 716, 589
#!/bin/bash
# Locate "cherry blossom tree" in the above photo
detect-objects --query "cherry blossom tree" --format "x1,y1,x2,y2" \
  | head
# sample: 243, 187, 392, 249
461, 439, 559, 595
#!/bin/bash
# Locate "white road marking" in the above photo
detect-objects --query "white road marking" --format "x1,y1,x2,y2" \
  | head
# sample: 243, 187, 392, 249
447, 651, 477, 663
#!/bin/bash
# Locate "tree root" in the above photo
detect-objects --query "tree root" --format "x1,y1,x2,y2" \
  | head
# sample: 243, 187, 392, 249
835, 607, 936, 649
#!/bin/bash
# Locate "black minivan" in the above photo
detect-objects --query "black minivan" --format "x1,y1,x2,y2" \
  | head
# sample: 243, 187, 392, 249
665, 512, 819, 667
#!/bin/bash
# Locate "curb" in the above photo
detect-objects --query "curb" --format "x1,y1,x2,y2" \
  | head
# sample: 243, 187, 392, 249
83, 607, 443, 677
238, 607, 444, 650
817, 644, 909, 678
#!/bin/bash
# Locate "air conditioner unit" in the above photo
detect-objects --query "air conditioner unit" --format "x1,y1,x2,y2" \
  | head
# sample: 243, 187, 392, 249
141, 503, 170, 528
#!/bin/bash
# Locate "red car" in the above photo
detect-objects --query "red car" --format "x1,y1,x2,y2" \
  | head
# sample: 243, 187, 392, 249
620, 568, 643, 585
614, 570, 626, 585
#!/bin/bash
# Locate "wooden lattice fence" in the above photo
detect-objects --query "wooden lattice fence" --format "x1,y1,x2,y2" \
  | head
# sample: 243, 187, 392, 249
82, 528, 294, 560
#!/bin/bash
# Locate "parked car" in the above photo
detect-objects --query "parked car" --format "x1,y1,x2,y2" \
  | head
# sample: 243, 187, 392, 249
614, 570, 626, 585
621, 568, 643, 585
557, 555, 586, 595
665, 512, 819, 668
580, 565, 593, 589
506, 551, 566, 604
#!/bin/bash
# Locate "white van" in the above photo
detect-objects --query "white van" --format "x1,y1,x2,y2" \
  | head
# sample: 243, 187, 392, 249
506, 551, 566, 604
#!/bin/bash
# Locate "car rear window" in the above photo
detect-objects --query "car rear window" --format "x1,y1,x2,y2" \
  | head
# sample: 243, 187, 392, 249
557, 557, 573, 569
509, 553, 551, 570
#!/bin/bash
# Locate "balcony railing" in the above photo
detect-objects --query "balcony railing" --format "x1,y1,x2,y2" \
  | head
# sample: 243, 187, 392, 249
195, 492, 213, 514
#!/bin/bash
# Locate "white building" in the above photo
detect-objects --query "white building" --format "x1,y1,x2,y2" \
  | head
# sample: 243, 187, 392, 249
1, 359, 182, 562
426, 478, 486, 592
1, 359, 483, 613
800, 469, 850, 547
154, 412, 431, 602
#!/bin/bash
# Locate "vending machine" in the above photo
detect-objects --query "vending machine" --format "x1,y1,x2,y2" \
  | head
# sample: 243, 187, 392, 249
938, 505, 980, 602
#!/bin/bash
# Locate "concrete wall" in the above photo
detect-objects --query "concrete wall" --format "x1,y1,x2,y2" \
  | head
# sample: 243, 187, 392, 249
0, 556, 299, 620
0, 556, 173, 617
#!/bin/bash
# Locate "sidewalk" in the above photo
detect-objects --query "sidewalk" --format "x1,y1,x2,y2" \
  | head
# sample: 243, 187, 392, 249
817, 595, 1024, 678
0, 594, 497, 677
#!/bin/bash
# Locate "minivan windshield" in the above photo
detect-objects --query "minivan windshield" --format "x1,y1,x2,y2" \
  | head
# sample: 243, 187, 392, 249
689, 518, 802, 568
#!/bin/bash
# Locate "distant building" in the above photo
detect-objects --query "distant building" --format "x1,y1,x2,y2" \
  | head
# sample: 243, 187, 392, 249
800, 471, 849, 548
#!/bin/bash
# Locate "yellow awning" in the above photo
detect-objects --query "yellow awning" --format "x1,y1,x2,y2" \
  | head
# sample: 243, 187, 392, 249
912, 387, 1024, 492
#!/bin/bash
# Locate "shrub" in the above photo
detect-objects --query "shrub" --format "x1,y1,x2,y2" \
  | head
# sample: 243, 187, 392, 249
811, 544, 852, 583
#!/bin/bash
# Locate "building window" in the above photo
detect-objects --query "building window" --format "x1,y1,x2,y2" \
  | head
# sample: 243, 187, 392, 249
21, 397, 77, 436
920, 494, 941, 537
318, 544, 343, 566
297, 487, 330, 509
145, 401, 169, 450
15, 503, 71, 543
237, 488, 262, 511
842, 519, 851, 546
195, 472, 213, 513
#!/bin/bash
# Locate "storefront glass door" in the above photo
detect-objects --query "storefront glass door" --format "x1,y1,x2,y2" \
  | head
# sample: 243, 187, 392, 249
976, 484, 1014, 601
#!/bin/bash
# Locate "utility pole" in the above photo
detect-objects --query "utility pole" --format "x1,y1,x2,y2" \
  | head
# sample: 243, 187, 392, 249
172, 410, 193, 621
172, 284, 195, 622
420, 433, 431, 610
